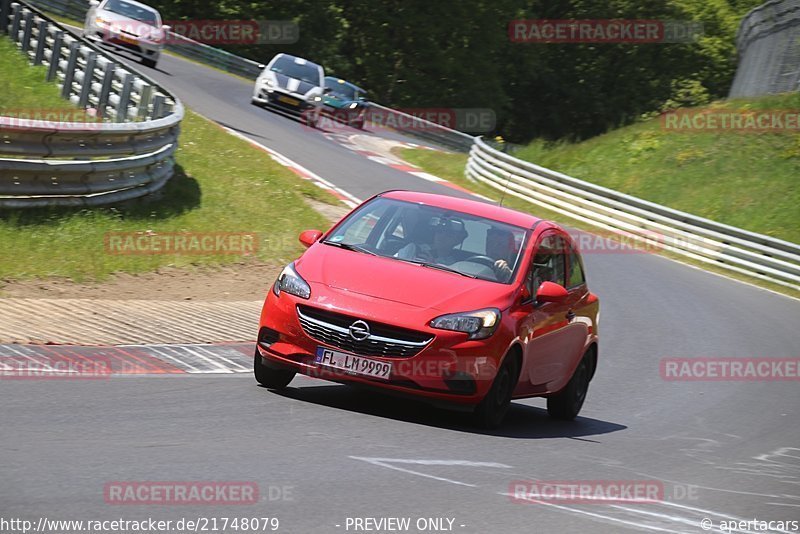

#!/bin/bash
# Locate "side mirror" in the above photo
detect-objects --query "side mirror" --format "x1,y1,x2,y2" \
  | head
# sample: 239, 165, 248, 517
162, 24, 171, 31
536, 281, 568, 303
257, 63, 266, 70
299, 229, 323, 248
89, 0, 100, 6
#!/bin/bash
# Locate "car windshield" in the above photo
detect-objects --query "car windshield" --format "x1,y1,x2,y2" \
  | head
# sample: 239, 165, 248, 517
325, 78, 357, 100
323, 197, 528, 284
103, 0, 159, 25
270, 57, 321, 85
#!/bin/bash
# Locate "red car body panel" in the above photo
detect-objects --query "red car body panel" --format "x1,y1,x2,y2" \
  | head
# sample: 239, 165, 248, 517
257, 190, 599, 408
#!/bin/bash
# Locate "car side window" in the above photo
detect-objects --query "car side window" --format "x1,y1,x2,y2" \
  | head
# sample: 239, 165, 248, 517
527, 234, 567, 299
566, 242, 586, 288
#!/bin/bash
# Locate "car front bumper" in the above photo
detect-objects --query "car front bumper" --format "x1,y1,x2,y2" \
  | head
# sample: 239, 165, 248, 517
257, 290, 506, 407
85, 29, 162, 60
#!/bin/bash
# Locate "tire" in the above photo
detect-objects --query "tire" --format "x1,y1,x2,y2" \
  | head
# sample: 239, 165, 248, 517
254, 348, 295, 389
473, 354, 518, 429
547, 352, 591, 420
352, 119, 365, 130
141, 58, 157, 69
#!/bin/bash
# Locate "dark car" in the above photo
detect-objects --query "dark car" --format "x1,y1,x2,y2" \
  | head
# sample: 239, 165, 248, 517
320, 77, 369, 129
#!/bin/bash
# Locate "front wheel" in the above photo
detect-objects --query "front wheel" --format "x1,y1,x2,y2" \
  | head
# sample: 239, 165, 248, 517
473, 355, 518, 429
141, 57, 157, 69
547, 352, 591, 420
254, 348, 295, 389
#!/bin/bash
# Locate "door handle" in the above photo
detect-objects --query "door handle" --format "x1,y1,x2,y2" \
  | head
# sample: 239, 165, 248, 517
566, 310, 576, 321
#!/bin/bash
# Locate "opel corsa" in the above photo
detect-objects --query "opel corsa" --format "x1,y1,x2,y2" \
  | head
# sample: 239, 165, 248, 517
255, 191, 599, 427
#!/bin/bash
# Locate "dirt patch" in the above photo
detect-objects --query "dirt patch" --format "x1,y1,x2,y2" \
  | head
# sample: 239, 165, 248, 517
0, 262, 282, 301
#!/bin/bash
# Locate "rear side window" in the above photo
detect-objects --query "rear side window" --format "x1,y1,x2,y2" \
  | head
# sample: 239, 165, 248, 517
566, 243, 586, 288
528, 234, 567, 297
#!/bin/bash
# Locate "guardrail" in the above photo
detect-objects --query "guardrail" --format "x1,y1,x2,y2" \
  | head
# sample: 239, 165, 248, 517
467, 136, 800, 291
0, 0, 183, 207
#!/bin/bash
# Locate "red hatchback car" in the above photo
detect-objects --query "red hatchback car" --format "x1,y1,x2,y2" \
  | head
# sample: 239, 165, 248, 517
255, 191, 599, 427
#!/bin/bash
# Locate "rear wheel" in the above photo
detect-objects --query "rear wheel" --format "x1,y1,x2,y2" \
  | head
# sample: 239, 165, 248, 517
141, 57, 157, 68
547, 352, 591, 420
254, 348, 295, 389
473, 354, 518, 429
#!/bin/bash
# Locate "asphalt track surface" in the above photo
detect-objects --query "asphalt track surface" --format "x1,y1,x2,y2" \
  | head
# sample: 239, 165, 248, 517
2, 46, 800, 534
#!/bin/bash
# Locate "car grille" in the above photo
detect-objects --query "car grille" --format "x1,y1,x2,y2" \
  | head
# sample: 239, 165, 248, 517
296, 305, 432, 358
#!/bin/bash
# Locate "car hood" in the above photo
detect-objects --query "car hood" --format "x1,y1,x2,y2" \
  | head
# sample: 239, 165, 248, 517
322, 94, 355, 108
296, 244, 515, 312
322, 96, 348, 108
273, 72, 319, 96
97, 10, 159, 38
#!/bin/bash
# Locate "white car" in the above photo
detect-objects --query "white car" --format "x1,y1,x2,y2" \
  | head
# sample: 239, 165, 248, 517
251, 53, 328, 127
83, 0, 167, 68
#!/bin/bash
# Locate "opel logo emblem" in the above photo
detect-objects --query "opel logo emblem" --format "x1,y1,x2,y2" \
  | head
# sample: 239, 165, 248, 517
348, 320, 370, 341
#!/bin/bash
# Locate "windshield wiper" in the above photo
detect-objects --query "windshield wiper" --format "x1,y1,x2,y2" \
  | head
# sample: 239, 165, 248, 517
323, 241, 376, 255
397, 258, 476, 278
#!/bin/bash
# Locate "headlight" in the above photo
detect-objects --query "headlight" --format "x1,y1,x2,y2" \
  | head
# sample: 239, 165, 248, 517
313, 95, 322, 102
430, 308, 500, 340
95, 17, 108, 26
272, 262, 311, 299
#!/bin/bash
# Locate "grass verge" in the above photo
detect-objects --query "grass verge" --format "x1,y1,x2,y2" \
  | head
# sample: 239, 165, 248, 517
0, 38, 78, 112
0, 38, 339, 281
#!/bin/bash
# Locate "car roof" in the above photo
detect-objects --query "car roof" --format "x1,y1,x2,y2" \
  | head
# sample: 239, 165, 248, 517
102, 0, 159, 13
379, 190, 543, 229
324, 76, 365, 92
272, 53, 323, 70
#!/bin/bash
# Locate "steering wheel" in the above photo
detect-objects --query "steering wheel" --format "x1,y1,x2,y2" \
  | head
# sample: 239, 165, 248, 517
464, 255, 497, 268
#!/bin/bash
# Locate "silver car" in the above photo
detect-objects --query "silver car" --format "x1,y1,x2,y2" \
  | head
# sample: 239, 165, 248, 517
251, 53, 327, 127
83, 0, 167, 68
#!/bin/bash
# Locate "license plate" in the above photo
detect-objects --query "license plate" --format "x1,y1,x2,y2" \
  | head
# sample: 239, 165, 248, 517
315, 347, 391, 380
119, 34, 138, 44
278, 95, 300, 106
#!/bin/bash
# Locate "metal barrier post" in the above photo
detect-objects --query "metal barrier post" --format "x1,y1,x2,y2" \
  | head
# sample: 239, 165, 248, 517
10, 3, 22, 41
97, 60, 115, 119
115, 72, 133, 123
33, 18, 46, 63
20, 9, 32, 51
60, 39, 78, 98
78, 51, 96, 107
46, 29, 62, 80
0, 0, 11, 34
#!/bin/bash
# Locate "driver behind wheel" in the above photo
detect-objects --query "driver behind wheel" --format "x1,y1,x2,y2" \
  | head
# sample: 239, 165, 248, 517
486, 227, 516, 282
395, 217, 468, 265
